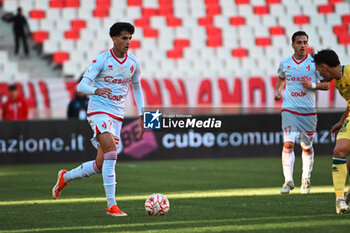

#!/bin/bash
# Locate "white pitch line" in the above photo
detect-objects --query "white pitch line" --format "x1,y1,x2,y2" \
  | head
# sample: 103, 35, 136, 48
0, 186, 335, 206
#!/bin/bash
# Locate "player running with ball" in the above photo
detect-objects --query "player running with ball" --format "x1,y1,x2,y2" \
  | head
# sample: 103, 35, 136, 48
52, 22, 145, 217
274, 31, 329, 194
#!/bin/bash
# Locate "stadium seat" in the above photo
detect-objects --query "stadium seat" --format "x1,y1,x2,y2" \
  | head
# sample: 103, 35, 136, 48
30, 10, 46, 20
232, 48, 248, 58
253, 6, 269, 15
53, 51, 69, 65
32, 31, 49, 43
318, 4, 334, 14
5, 0, 349, 79
294, 15, 310, 25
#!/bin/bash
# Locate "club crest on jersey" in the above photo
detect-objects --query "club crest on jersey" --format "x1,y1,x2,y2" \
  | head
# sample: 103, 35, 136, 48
108, 65, 113, 70
306, 65, 310, 71
287, 66, 291, 70
130, 65, 134, 73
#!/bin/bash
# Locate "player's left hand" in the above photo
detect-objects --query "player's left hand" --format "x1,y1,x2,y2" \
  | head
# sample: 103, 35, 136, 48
300, 77, 311, 88
138, 115, 145, 138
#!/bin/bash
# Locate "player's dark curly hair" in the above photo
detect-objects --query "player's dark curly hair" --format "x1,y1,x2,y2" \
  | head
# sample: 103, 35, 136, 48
313, 49, 340, 67
109, 22, 135, 37
291, 31, 308, 43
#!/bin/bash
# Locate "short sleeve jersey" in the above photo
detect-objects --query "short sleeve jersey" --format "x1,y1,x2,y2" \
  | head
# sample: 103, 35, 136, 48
277, 54, 322, 115
83, 49, 141, 120
335, 64, 350, 108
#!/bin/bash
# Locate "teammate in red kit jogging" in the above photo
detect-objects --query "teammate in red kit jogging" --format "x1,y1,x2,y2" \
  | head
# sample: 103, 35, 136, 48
52, 22, 145, 217
2, 84, 28, 121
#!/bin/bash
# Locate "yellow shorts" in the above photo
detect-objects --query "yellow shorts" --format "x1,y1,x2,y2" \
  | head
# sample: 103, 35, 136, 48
337, 117, 350, 140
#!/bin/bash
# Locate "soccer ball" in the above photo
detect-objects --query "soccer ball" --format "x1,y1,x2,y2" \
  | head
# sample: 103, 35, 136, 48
145, 193, 170, 215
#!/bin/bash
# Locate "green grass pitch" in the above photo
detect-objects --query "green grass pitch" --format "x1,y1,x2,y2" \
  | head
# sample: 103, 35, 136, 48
1, 156, 350, 233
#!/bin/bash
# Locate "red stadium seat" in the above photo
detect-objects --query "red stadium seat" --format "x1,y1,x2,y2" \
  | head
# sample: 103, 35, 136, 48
329, 0, 343, 4
206, 27, 221, 37
232, 48, 248, 58
93, 8, 109, 18
318, 4, 334, 14
333, 25, 348, 35
266, 0, 281, 4
159, 6, 173, 16
159, 0, 173, 5
30, 10, 46, 19
198, 17, 213, 27
166, 16, 182, 27
64, 0, 80, 8
135, 17, 150, 28
32, 31, 49, 43
342, 14, 350, 24
235, 0, 249, 4
230, 16, 245, 26
50, 0, 64, 8
338, 34, 350, 45
294, 15, 310, 25
205, 0, 219, 4
142, 8, 158, 17
64, 30, 80, 40
53, 51, 69, 65
167, 49, 183, 59
269, 26, 285, 35
206, 6, 221, 16
256, 37, 271, 47
128, 0, 142, 6
71, 19, 86, 30
307, 47, 313, 54
96, 0, 110, 8
130, 40, 141, 50
207, 37, 222, 47
254, 6, 269, 15
143, 28, 158, 38
174, 39, 190, 48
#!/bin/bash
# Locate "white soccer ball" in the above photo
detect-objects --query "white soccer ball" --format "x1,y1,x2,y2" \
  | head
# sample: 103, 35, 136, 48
145, 193, 170, 215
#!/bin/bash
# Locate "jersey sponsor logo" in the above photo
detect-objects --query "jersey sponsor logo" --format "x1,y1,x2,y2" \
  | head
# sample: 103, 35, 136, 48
104, 76, 131, 84
107, 94, 123, 101
291, 91, 306, 97
286, 75, 311, 82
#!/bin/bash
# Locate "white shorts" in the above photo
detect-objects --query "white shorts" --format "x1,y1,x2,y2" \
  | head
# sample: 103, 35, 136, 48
281, 111, 316, 148
87, 114, 123, 149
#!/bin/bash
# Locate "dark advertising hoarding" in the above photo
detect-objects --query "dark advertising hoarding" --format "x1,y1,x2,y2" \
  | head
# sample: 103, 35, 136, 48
0, 112, 341, 164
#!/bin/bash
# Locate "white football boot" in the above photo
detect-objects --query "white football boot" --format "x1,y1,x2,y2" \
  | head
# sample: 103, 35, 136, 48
301, 178, 311, 194
336, 199, 350, 214
280, 181, 294, 194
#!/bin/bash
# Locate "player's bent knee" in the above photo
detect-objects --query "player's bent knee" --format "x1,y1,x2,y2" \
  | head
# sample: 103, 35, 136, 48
283, 142, 294, 149
333, 147, 348, 158
104, 151, 118, 160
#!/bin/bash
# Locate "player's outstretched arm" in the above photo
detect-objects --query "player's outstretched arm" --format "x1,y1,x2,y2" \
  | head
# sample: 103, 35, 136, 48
274, 77, 285, 101
331, 106, 349, 136
300, 77, 330, 90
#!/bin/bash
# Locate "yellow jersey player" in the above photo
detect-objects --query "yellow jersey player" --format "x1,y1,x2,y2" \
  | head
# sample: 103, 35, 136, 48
314, 49, 350, 214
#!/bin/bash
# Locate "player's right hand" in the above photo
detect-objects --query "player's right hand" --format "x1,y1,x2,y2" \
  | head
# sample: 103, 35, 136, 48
331, 121, 343, 136
94, 88, 112, 97
274, 91, 282, 101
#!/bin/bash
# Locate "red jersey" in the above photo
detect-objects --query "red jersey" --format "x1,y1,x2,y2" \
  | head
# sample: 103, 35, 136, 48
2, 97, 28, 120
